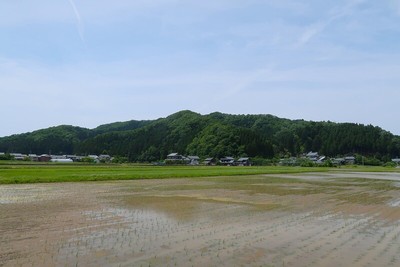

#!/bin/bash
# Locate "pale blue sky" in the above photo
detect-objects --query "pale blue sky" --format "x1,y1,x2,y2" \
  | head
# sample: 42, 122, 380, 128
1, 0, 400, 137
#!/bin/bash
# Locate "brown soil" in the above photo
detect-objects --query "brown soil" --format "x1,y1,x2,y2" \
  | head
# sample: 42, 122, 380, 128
1, 172, 400, 266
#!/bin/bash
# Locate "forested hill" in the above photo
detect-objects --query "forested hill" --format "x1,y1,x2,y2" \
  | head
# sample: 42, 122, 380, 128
1, 110, 399, 161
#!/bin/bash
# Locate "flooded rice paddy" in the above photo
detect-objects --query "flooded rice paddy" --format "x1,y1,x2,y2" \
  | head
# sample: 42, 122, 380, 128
1, 171, 400, 266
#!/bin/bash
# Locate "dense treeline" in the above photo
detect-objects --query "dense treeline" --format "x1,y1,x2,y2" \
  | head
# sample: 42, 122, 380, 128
0, 110, 399, 161
0, 126, 91, 155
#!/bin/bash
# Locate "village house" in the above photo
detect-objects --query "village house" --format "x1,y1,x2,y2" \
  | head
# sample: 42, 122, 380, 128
38, 154, 52, 162
50, 158, 73, 163
203, 157, 216, 166
28, 154, 39, 161
87, 155, 100, 163
51, 155, 67, 160
344, 156, 356, 165
166, 153, 185, 161
66, 155, 83, 162
187, 156, 200, 165
332, 158, 345, 165
236, 157, 251, 166
99, 154, 112, 162
316, 156, 326, 164
10, 153, 26, 160
332, 155, 356, 166
220, 157, 235, 166
279, 157, 298, 166
306, 151, 319, 161
392, 158, 400, 166
305, 151, 328, 164
166, 153, 201, 165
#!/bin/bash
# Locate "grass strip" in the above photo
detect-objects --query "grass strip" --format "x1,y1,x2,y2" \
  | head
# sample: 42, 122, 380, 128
0, 163, 398, 184
0, 165, 330, 184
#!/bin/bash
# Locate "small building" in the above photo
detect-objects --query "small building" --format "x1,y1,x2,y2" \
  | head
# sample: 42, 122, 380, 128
344, 156, 356, 165
203, 157, 216, 166
279, 157, 298, 166
236, 157, 251, 166
392, 158, 400, 166
51, 155, 67, 160
306, 151, 319, 162
50, 158, 73, 163
10, 153, 26, 160
28, 154, 39, 161
88, 155, 100, 163
220, 157, 235, 166
66, 155, 81, 162
332, 158, 345, 166
166, 153, 184, 161
165, 153, 188, 164
99, 154, 111, 162
187, 156, 200, 165
316, 156, 326, 164
332, 156, 355, 165
39, 154, 52, 162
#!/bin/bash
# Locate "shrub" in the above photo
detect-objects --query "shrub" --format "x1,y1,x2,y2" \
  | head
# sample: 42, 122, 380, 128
0, 153, 13, 160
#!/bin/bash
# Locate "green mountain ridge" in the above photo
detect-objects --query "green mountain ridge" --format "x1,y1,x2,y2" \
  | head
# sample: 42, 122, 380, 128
1, 110, 399, 162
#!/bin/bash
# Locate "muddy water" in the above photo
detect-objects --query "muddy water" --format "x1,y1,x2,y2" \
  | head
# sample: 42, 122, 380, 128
1, 172, 400, 266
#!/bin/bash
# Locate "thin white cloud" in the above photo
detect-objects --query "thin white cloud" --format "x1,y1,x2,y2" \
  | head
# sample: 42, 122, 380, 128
67, 0, 85, 44
295, 0, 365, 48
296, 22, 326, 48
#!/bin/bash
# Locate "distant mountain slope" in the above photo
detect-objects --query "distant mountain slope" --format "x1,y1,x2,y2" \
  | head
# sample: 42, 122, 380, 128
75, 110, 211, 161
0, 110, 399, 161
92, 120, 151, 135
0, 125, 91, 155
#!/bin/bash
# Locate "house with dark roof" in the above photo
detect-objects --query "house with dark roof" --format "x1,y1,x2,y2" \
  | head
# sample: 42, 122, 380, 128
236, 157, 251, 166
203, 157, 216, 165
220, 157, 235, 166
187, 156, 200, 165
306, 151, 319, 161
344, 156, 356, 165
38, 154, 51, 162
166, 153, 184, 161
99, 154, 112, 162
165, 153, 200, 165
28, 154, 39, 161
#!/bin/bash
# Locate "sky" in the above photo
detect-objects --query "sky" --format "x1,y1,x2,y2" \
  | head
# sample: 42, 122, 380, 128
1, 0, 400, 137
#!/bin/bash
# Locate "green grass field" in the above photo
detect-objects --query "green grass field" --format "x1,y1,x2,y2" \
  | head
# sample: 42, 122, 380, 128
0, 162, 399, 184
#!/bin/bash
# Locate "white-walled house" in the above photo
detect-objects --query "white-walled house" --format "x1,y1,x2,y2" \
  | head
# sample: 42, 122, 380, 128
187, 156, 200, 165
50, 158, 73, 163
166, 153, 184, 161
220, 157, 235, 166
393, 158, 400, 166
236, 157, 251, 166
